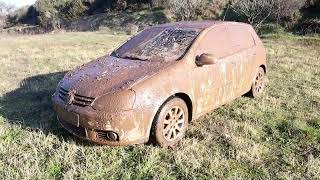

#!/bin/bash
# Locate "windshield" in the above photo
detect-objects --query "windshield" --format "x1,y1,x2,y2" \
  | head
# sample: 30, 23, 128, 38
112, 27, 201, 62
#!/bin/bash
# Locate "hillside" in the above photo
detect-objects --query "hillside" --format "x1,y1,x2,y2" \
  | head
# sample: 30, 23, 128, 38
0, 32, 319, 179
1, 0, 319, 35
61, 8, 170, 32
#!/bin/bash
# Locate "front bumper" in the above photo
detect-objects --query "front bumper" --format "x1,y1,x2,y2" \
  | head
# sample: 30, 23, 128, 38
53, 97, 147, 146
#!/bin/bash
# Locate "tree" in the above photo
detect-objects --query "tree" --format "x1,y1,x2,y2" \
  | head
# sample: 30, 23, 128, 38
0, 2, 15, 15
273, 0, 306, 23
306, 0, 320, 8
63, 0, 89, 20
34, 0, 67, 29
230, 0, 274, 29
230, 0, 306, 29
0, 2, 16, 28
167, 0, 202, 21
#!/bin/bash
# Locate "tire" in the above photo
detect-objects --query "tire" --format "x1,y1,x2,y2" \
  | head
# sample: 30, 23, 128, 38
151, 97, 189, 148
249, 67, 266, 98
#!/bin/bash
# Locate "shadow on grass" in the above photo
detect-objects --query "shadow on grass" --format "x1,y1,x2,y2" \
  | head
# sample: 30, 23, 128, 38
0, 71, 93, 145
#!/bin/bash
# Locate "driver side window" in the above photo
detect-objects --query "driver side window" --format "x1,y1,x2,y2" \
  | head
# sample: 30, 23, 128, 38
196, 26, 230, 59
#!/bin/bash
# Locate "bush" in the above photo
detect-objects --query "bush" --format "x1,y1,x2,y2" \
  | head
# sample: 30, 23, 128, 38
306, 0, 320, 8
6, 9, 22, 27
86, 0, 113, 14
0, 1, 15, 15
0, 1, 16, 28
200, 0, 228, 19
6, 6, 37, 27
150, 0, 226, 20
258, 23, 285, 34
230, 0, 306, 29
113, 0, 128, 10
0, 15, 5, 28
230, 0, 274, 29
166, 0, 203, 21
297, 18, 320, 34
272, 0, 306, 23
34, 0, 66, 29
62, 0, 88, 20
150, 0, 166, 7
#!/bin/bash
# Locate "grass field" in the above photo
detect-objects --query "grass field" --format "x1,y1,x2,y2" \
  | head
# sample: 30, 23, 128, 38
0, 32, 319, 179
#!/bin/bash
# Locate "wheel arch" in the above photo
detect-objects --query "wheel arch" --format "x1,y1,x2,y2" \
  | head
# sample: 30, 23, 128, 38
260, 64, 267, 74
147, 92, 193, 142
174, 93, 193, 122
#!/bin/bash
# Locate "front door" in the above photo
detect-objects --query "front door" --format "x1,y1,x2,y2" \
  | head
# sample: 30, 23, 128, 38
192, 25, 234, 116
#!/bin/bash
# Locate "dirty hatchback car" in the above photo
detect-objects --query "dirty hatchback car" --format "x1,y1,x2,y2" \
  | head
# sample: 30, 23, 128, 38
52, 21, 267, 147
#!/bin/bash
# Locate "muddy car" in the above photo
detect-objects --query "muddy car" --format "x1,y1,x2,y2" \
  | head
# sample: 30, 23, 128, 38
52, 21, 267, 147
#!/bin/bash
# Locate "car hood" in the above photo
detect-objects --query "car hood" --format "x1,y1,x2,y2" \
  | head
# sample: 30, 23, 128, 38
59, 55, 170, 98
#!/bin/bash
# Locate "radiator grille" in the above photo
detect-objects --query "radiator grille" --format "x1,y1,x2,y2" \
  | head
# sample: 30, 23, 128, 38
58, 87, 95, 107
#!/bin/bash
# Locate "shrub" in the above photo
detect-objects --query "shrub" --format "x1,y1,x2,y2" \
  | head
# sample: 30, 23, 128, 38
306, 0, 320, 8
149, 0, 226, 20
6, 6, 37, 27
34, 0, 62, 29
0, 1, 15, 15
230, 0, 306, 29
0, 1, 16, 28
272, 0, 306, 23
258, 23, 285, 34
166, 0, 203, 21
0, 15, 5, 28
113, 0, 128, 10
86, 0, 113, 14
62, 0, 88, 20
297, 18, 320, 34
230, 0, 274, 29
150, 0, 166, 7
200, 0, 228, 19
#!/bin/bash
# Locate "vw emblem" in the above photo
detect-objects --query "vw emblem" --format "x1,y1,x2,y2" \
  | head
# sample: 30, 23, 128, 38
66, 90, 75, 105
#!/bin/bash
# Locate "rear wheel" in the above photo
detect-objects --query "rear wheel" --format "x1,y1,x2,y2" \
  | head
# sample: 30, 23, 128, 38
151, 97, 189, 148
249, 67, 266, 98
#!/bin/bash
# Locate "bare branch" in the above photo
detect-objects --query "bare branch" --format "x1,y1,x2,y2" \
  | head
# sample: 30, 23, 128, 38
230, 0, 306, 29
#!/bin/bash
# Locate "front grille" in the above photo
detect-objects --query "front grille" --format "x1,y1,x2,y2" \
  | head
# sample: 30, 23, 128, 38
59, 118, 86, 137
58, 87, 68, 101
58, 87, 95, 107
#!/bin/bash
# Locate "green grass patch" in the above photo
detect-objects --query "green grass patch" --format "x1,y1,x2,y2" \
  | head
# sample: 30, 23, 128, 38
0, 32, 319, 179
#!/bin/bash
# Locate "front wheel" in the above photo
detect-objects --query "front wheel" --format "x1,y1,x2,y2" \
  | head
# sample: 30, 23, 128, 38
151, 97, 189, 148
249, 67, 266, 98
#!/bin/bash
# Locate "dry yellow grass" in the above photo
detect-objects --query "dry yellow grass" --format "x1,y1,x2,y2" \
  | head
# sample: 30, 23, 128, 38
0, 32, 319, 179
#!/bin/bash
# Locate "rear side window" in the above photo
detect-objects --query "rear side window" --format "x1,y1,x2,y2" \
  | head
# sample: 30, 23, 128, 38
227, 25, 255, 53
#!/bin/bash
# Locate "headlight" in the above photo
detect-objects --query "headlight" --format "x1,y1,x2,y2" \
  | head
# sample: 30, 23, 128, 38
92, 90, 136, 112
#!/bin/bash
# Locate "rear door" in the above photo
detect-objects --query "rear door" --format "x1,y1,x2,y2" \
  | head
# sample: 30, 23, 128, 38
225, 25, 257, 96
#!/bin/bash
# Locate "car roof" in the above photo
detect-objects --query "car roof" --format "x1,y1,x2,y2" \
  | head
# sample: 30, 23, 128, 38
152, 21, 250, 30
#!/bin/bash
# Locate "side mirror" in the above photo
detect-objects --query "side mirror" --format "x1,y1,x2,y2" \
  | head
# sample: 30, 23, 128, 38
195, 53, 218, 66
